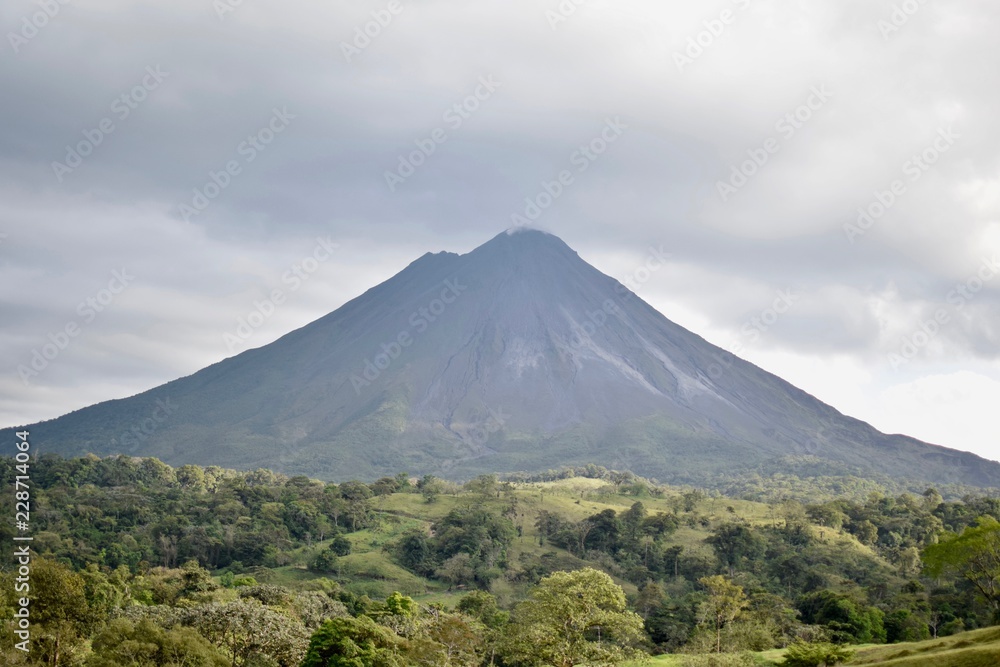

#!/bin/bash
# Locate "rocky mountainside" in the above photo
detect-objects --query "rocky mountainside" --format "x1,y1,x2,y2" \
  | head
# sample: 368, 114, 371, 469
10, 229, 999, 486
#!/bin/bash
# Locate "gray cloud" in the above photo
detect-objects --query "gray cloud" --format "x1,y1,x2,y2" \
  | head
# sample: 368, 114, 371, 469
2, 0, 999, 457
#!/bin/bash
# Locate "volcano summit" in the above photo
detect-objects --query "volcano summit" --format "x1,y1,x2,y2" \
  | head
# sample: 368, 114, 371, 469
11, 229, 1000, 486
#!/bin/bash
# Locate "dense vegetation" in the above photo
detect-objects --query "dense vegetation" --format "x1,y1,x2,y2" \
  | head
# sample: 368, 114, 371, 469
3, 454, 1000, 666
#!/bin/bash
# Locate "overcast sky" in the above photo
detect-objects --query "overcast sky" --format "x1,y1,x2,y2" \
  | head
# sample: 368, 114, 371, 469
2, 0, 998, 463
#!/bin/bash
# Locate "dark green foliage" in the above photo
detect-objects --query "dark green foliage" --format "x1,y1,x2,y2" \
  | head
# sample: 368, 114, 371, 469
300, 616, 405, 667
780, 641, 853, 667
330, 535, 353, 557
0, 455, 374, 573
707, 522, 766, 576
798, 590, 887, 644
398, 505, 517, 588
456, 590, 509, 629
310, 550, 341, 574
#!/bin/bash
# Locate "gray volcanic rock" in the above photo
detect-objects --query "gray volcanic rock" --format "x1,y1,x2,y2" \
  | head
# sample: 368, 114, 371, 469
9, 229, 1000, 485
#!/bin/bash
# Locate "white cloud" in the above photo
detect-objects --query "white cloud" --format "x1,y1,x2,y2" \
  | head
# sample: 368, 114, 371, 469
1, 0, 999, 466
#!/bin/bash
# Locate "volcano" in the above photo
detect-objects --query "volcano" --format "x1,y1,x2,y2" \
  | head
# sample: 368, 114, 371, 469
11, 229, 1000, 486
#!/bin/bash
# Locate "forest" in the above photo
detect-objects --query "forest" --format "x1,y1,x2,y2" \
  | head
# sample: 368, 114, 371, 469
3, 453, 1000, 666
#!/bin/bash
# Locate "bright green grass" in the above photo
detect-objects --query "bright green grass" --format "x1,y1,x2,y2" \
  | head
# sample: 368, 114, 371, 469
847, 626, 1000, 666
626, 627, 1000, 667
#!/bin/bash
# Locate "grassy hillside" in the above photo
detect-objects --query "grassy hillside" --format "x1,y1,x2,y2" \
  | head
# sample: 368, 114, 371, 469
848, 626, 1000, 666
628, 626, 1000, 666
251, 475, 882, 607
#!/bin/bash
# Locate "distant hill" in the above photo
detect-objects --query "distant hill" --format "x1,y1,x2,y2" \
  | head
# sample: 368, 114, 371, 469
8, 229, 1000, 486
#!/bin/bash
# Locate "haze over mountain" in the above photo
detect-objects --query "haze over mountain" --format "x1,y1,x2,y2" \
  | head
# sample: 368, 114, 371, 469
9, 229, 1000, 486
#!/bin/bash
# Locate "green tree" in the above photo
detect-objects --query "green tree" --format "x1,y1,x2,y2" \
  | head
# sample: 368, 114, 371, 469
781, 641, 853, 667
87, 619, 228, 667
924, 517, 1000, 619
310, 549, 341, 575
455, 590, 508, 629
408, 612, 485, 667
435, 554, 475, 590
292, 591, 349, 630
28, 557, 91, 667
797, 590, 886, 644
502, 568, 645, 667
697, 575, 749, 654
417, 475, 445, 503
394, 530, 431, 573
300, 616, 406, 667
183, 598, 309, 666
177, 464, 208, 492
329, 535, 353, 557
707, 522, 766, 576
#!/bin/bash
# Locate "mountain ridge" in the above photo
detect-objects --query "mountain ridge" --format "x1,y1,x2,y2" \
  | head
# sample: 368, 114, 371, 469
7, 229, 999, 487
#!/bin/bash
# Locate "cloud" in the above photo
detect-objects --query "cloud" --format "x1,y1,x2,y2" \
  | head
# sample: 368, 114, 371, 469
1, 0, 998, 458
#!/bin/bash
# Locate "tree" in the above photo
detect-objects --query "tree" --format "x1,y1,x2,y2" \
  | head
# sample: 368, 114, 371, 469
781, 641, 853, 667
584, 509, 621, 553
329, 535, 353, 557
394, 530, 431, 573
464, 474, 499, 499
797, 590, 886, 644
409, 612, 485, 667
180, 559, 218, 597
183, 598, 310, 666
417, 475, 445, 503
177, 464, 208, 492
620, 502, 647, 544
707, 522, 765, 576
338, 481, 373, 531
87, 618, 228, 667
455, 590, 508, 629
697, 575, 749, 653
502, 568, 645, 667
28, 557, 91, 667
435, 554, 475, 590
300, 616, 406, 667
924, 517, 1000, 619
293, 591, 350, 630
311, 550, 341, 574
